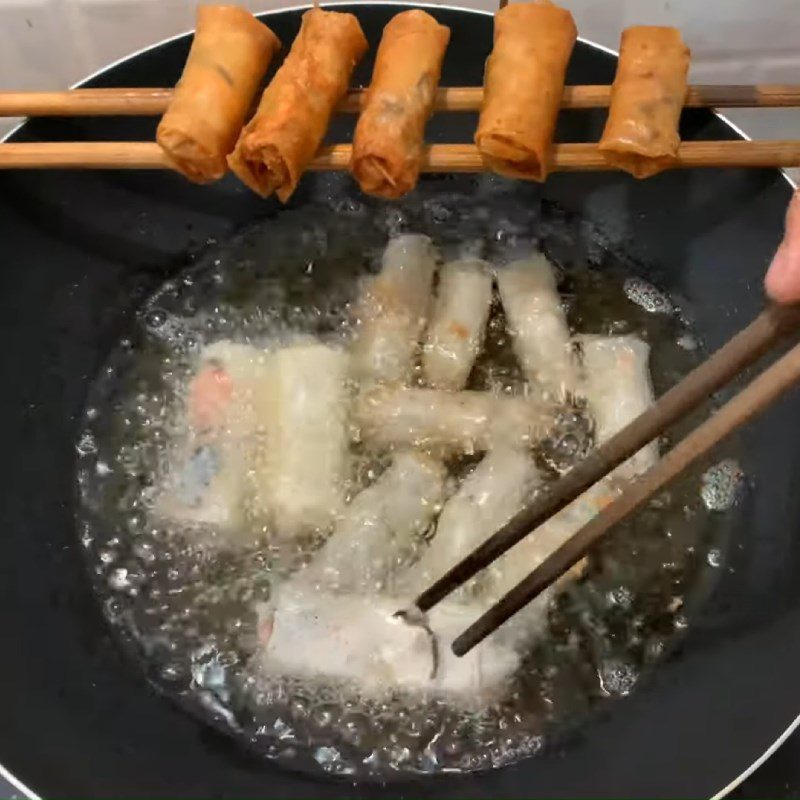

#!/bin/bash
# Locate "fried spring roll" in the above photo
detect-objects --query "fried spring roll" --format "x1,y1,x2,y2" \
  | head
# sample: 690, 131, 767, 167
422, 259, 493, 390
228, 8, 367, 201
475, 0, 577, 181
156, 6, 280, 183
350, 10, 450, 198
598, 27, 690, 178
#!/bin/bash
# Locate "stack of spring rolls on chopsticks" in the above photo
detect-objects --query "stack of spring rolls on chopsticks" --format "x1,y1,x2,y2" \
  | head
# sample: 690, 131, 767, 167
156, 2, 691, 198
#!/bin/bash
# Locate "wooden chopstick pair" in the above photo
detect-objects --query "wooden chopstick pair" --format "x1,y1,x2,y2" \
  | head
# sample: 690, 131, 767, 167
2, 85, 800, 171
410, 302, 800, 656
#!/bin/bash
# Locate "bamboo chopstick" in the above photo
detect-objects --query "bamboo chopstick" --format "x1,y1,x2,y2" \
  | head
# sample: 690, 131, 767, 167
1, 84, 800, 118
451, 318, 800, 655
2, 140, 800, 171
414, 304, 800, 618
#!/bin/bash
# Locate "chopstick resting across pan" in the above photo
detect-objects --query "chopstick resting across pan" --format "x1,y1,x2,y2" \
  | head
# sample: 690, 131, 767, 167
410, 302, 800, 655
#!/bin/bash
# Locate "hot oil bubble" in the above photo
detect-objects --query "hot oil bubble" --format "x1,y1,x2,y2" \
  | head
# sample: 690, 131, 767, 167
700, 459, 745, 511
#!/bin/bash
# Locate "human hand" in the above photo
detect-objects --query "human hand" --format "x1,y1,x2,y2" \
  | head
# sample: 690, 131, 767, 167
765, 190, 800, 304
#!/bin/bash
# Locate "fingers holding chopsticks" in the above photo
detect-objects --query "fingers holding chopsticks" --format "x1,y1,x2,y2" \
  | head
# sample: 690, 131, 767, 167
765, 190, 800, 304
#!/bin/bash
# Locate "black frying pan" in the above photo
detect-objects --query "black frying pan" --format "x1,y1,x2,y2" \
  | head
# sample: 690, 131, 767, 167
1, 4, 800, 797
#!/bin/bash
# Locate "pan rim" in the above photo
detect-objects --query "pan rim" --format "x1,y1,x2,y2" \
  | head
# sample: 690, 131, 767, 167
0, 4, 796, 798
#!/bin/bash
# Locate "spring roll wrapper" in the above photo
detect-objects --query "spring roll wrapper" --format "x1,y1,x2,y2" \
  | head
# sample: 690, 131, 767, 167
485, 478, 621, 638
157, 437, 249, 537
496, 254, 580, 400
398, 447, 540, 599
579, 334, 658, 480
355, 385, 557, 454
228, 7, 367, 201
189, 341, 274, 438
256, 588, 520, 703
350, 10, 450, 198
296, 451, 446, 595
351, 234, 438, 384
156, 6, 280, 183
251, 342, 350, 538
423, 260, 493, 390
598, 26, 690, 178
475, 1, 577, 181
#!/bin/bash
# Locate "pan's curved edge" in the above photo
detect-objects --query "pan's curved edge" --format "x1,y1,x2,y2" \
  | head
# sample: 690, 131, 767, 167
712, 713, 800, 800
0, 5, 796, 799
0, 760, 40, 800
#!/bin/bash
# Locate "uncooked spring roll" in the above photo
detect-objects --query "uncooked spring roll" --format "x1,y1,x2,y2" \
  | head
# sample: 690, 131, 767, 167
355, 386, 556, 454
598, 26, 690, 178
156, 340, 272, 542
485, 478, 621, 638
156, 6, 280, 183
422, 259, 493, 390
188, 340, 273, 438
475, 0, 577, 181
579, 334, 658, 480
350, 10, 450, 198
496, 254, 579, 400
228, 7, 367, 201
351, 234, 438, 384
256, 588, 520, 704
398, 447, 539, 597
296, 450, 446, 594
252, 341, 349, 537
157, 439, 249, 537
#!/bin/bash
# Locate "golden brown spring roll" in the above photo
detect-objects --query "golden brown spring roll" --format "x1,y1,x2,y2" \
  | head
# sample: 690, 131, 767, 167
228, 8, 368, 202
156, 6, 280, 184
475, 0, 576, 182
350, 10, 450, 199
598, 26, 690, 178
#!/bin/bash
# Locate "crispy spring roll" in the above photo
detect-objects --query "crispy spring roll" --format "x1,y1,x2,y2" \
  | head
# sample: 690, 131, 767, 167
350, 10, 450, 198
475, 0, 577, 181
228, 8, 367, 201
156, 6, 280, 183
422, 259, 493, 391
598, 27, 690, 178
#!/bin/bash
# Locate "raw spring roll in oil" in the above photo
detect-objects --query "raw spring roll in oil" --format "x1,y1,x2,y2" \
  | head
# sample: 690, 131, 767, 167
598, 26, 690, 178
475, 0, 576, 181
156, 6, 281, 183
228, 7, 368, 201
350, 10, 450, 198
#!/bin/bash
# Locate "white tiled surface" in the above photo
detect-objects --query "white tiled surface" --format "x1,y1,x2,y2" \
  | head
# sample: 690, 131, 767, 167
1, 0, 799, 147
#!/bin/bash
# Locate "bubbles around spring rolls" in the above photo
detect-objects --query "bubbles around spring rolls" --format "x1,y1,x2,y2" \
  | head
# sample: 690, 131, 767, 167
598, 26, 690, 179
350, 10, 450, 199
156, 6, 281, 184
475, 0, 577, 182
228, 7, 367, 202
